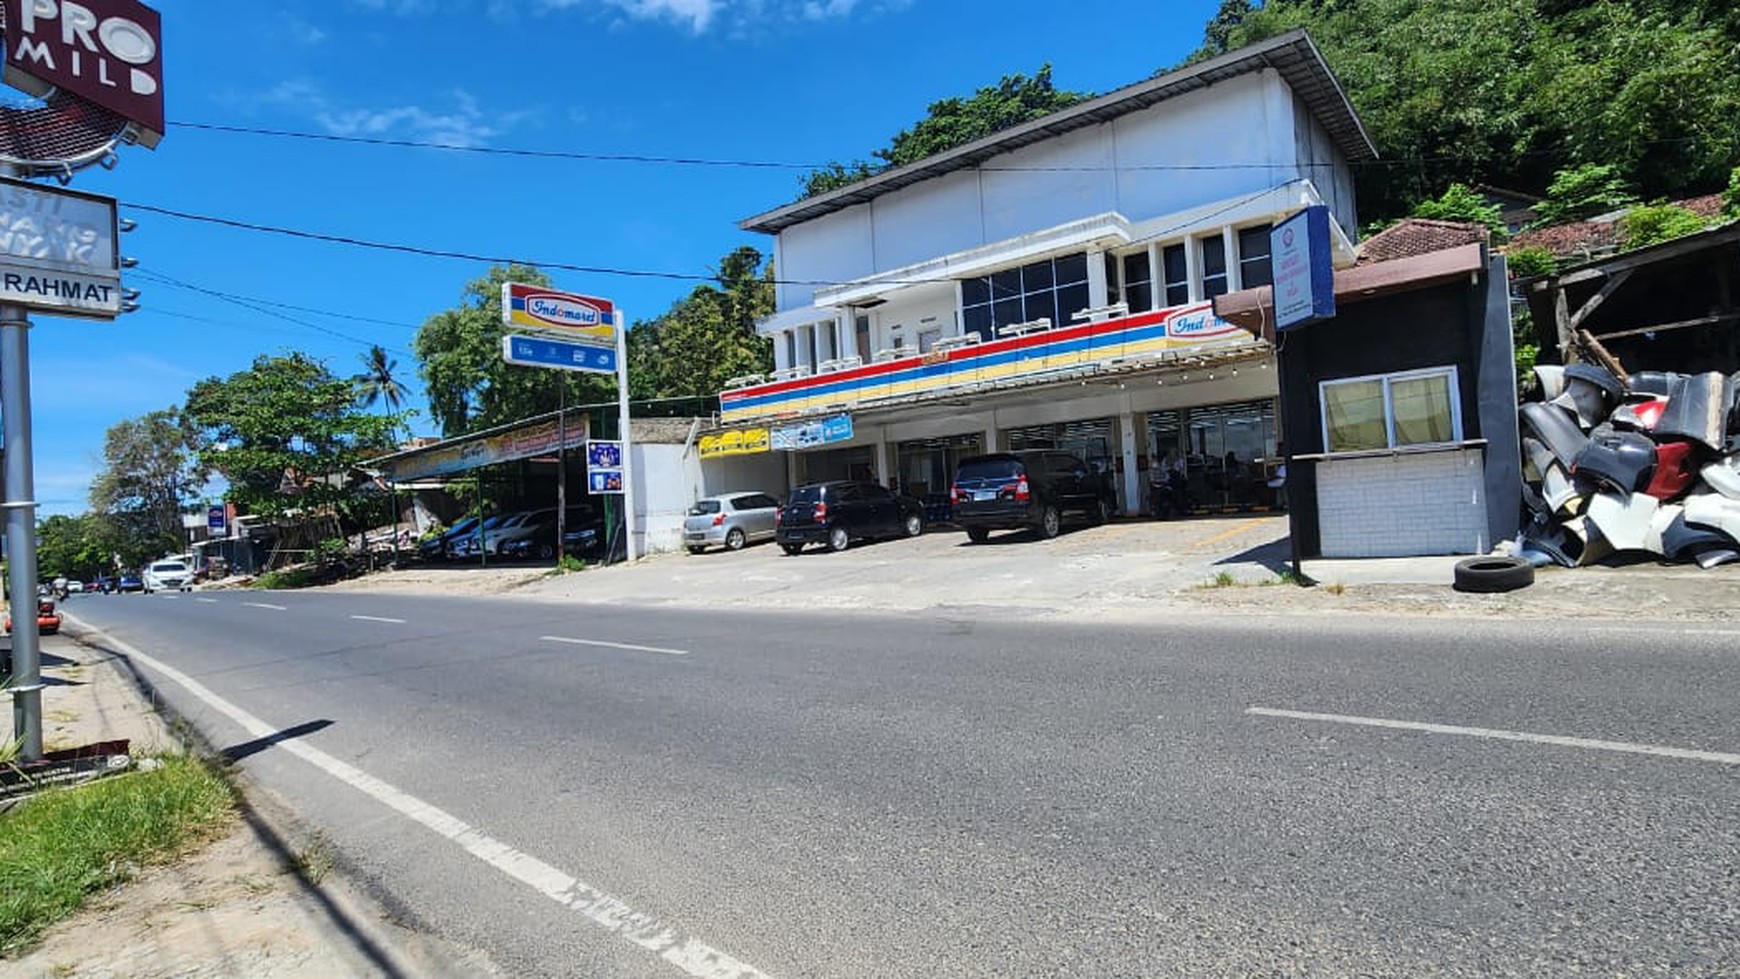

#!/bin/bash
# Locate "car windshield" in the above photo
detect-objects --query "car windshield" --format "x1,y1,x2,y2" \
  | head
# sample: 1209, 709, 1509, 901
956, 458, 1024, 480
689, 501, 722, 515
150, 562, 187, 573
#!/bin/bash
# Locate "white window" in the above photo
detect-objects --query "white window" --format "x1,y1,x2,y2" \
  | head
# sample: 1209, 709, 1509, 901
1320, 367, 1461, 453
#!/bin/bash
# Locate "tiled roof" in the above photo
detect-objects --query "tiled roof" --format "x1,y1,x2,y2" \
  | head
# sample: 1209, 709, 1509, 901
1354, 218, 1489, 265
1508, 220, 1619, 257
1680, 193, 1726, 219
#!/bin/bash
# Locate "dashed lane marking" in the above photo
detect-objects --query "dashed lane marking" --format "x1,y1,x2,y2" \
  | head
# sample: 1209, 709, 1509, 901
1248, 706, 1740, 766
350, 615, 406, 624
541, 635, 689, 657
243, 602, 287, 611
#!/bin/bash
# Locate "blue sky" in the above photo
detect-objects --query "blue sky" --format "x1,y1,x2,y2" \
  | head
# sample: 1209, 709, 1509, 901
30, 0, 1225, 515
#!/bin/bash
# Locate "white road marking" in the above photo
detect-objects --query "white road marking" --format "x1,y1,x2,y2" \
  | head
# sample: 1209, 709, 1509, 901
95, 628, 770, 979
350, 615, 406, 624
244, 602, 287, 611
541, 635, 689, 657
1248, 706, 1740, 766
196, 598, 218, 604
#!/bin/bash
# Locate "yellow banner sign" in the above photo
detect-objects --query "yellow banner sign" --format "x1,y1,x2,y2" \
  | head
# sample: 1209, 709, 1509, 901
700, 427, 771, 459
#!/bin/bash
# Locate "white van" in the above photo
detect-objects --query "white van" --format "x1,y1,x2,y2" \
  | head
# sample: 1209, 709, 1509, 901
142, 560, 194, 593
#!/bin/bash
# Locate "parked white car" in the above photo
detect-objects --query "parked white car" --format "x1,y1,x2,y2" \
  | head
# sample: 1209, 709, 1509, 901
142, 560, 194, 593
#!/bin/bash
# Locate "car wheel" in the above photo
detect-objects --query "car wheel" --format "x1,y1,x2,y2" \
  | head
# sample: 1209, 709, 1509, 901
903, 513, 923, 538
1036, 505, 1061, 539
1093, 499, 1110, 525
725, 528, 747, 551
688, 545, 707, 555
827, 525, 850, 552
780, 543, 805, 556
1452, 556, 1536, 593
966, 527, 990, 544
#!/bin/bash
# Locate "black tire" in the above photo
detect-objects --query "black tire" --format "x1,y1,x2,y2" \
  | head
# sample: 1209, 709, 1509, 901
1093, 498, 1110, 525
688, 546, 707, 555
780, 543, 804, 556
903, 514, 923, 538
966, 527, 990, 544
725, 528, 747, 551
1035, 505, 1061, 539
827, 525, 850, 553
537, 543, 555, 559
1452, 556, 1536, 593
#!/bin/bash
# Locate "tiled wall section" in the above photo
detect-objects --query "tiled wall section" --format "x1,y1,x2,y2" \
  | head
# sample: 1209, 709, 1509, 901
1317, 448, 1488, 558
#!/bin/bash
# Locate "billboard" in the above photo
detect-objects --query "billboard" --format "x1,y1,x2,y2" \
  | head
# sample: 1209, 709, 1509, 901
0, 0, 165, 147
0, 177, 122, 319
502, 282, 616, 347
377, 413, 590, 482
586, 440, 624, 494
1271, 205, 1336, 331
770, 414, 853, 451
698, 427, 771, 459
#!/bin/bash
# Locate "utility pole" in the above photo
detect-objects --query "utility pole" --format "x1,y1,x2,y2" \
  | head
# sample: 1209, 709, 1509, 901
3, 302, 43, 761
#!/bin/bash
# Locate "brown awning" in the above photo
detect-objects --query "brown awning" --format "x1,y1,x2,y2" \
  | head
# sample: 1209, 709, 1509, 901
1214, 243, 1487, 342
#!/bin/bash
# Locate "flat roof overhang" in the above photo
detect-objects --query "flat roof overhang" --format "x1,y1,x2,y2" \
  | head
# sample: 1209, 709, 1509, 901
1213, 243, 1487, 343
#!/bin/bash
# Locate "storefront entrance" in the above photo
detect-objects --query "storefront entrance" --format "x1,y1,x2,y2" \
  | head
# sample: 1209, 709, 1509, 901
1003, 419, 1115, 475
1148, 399, 1279, 510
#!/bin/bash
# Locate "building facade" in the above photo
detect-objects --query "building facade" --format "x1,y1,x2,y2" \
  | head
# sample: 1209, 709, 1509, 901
714, 31, 1376, 515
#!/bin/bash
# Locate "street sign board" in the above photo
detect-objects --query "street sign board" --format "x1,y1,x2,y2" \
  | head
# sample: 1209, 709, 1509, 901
1270, 205, 1336, 331
502, 282, 616, 347
770, 414, 853, 451
0, 0, 165, 147
207, 505, 226, 536
586, 440, 623, 494
0, 177, 122, 319
501, 334, 617, 374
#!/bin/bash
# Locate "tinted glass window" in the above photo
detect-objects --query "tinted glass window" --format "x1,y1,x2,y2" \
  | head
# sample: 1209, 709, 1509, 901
789, 486, 824, 504
956, 457, 1025, 480
1238, 225, 1272, 288
1163, 244, 1190, 306
690, 500, 722, 515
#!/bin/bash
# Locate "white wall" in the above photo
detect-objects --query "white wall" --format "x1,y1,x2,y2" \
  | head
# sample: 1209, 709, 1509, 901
635, 443, 791, 555
1293, 94, 1359, 238
1317, 449, 1488, 557
772, 72, 1315, 314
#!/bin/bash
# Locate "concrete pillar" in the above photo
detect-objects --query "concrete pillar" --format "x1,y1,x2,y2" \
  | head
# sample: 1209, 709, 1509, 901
1223, 225, 1242, 292
983, 421, 999, 454
1086, 248, 1109, 316
1119, 409, 1142, 516
874, 434, 892, 486
1185, 233, 1202, 303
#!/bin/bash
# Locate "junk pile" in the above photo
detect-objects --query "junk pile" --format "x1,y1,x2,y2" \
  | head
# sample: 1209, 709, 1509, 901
1517, 364, 1740, 569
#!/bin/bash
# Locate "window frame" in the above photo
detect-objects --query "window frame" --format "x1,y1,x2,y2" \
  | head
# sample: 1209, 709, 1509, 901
1318, 366, 1464, 454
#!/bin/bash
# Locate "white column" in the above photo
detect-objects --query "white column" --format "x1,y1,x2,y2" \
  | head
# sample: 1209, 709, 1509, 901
1148, 242, 1163, 310
982, 422, 999, 453
773, 330, 790, 372
836, 315, 850, 362
1086, 248, 1109, 313
874, 435, 892, 487
1185, 234, 1202, 303
1119, 409, 1141, 517
1223, 226, 1242, 292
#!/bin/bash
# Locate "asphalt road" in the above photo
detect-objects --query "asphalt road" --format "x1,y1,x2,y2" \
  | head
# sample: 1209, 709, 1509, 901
62, 589, 1740, 977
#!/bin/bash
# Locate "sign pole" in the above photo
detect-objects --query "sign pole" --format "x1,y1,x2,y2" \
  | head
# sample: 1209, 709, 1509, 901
556, 379, 567, 565
2, 303, 43, 762
616, 310, 637, 562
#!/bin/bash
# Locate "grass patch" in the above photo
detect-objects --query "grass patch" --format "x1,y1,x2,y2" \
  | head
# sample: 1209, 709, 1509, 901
291, 831, 335, 887
0, 755, 236, 956
252, 567, 313, 589
1204, 571, 1237, 588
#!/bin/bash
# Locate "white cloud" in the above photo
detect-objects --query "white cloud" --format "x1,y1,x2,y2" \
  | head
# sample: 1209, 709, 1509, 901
254, 81, 516, 149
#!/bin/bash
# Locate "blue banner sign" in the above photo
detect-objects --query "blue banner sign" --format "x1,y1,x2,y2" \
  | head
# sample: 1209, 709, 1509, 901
502, 334, 618, 374
1270, 205, 1336, 331
586, 440, 624, 494
770, 413, 854, 450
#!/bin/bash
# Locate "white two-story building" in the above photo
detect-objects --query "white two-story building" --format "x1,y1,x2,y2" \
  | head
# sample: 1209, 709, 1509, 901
715, 30, 1375, 515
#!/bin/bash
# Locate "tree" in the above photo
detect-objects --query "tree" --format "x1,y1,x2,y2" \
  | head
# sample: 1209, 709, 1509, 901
183, 352, 399, 517
1531, 163, 1638, 226
36, 514, 125, 581
1197, 0, 1257, 60
1618, 202, 1709, 250
88, 408, 204, 558
802, 66, 1094, 197
413, 264, 614, 436
629, 247, 775, 399
1723, 164, 1740, 218
1410, 183, 1506, 237
353, 344, 410, 414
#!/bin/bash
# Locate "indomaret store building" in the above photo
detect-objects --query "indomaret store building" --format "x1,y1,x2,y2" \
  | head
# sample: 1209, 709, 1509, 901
712, 31, 1375, 515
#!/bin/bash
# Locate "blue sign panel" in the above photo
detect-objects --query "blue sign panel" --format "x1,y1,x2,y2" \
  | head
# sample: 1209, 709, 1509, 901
208, 505, 226, 536
1270, 205, 1337, 331
501, 334, 618, 374
770, 413, 855, 451
586, 440, 624, 495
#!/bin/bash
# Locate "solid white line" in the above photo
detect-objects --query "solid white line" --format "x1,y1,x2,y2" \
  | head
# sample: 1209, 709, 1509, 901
97, 629, 769, 978
244, 602, 287, 611
350, 615, 406, 624
541, 635, 689, 657
1248, 707, 1740, 766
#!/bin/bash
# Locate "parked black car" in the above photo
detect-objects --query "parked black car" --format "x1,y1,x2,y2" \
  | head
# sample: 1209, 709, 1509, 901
776, 481, 924, 554
949, 450, 1115, 542
498, 506, 606, 560
418, 515, 482, 562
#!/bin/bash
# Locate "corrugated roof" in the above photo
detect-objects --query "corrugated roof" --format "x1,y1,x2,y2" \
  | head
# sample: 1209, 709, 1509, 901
741, 29, 1375, 235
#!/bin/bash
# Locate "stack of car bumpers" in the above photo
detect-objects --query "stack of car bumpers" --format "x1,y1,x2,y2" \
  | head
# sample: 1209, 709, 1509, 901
1517, 364, 1740, 568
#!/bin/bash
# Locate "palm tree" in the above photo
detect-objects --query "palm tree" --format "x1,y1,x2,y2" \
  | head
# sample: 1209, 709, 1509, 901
353, 345, 409, 414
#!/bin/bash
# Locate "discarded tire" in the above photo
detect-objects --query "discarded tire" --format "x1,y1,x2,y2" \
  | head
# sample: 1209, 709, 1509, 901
1452, 556, 1536, 593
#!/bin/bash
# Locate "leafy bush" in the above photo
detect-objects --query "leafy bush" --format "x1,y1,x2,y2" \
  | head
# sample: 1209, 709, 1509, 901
1533, 164, 1638, 226
1504, 246, 1557, 279
253, 567, 314, 589
1411, 183, 1506, 238
1619, 203, 1709, 250
1725, 165, 1740, 219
